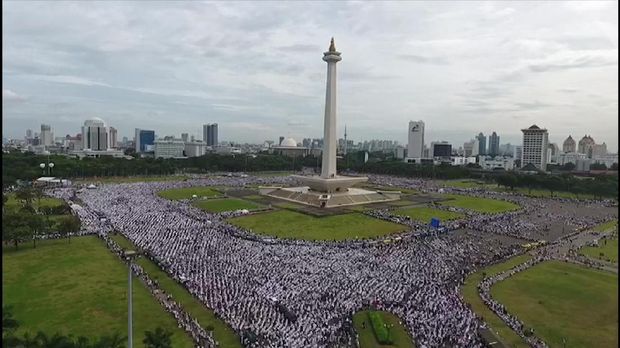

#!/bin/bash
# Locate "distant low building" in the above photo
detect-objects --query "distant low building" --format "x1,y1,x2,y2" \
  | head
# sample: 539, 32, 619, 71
154, 139, 185, 158
479, 156, 514, 170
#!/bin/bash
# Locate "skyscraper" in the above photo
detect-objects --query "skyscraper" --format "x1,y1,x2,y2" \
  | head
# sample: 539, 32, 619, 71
488, 132, 500, 156
563, 135, 576, 153
181, 133, 189, 143
109, 127, 118, 148
134, 128, 155, 152
203, 124, 219, 146
26, 129, 33, 140
81, 118, 108, 151
521, 125, 549, 171
407, 121, 425, 158
476, 132, 486, 156
40, 124, 53, 146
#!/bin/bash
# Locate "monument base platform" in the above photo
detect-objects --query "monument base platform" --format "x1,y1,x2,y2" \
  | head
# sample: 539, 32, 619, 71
291, 174, 368, 193
260, 186, 401, 208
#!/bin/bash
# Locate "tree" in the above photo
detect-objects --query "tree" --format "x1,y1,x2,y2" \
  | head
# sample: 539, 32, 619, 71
28, 213, 46, 249
14, 187, 35, 209
57, 215, 81, 243
2, 210, 32, 249
143, 328, 173, 348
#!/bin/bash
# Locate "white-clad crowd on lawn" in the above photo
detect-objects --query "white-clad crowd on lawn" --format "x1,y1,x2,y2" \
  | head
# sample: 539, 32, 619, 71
44, 174, 616, 348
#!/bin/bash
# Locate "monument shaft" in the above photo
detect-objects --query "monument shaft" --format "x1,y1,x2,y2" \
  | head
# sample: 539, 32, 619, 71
321, 38, 342, 179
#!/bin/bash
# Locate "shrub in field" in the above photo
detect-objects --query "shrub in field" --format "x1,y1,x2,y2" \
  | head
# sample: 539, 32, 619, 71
368, 311, 393, 344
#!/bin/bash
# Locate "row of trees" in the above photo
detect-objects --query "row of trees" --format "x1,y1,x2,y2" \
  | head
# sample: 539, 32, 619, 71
494, 172, 618, 199
3, 306, 173, 348
2, 188, 81, 249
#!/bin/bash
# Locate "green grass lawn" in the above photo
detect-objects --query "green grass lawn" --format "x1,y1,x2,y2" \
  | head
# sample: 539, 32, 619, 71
109, 234, 242, 348
580, 238, 618, 263
593, 220, 618, 233
492, 260, 618, 348
243, 195, 265, 200
157, 187, 221, 200
392, 206, 464, 223
2, 236, 194, 347
438, 194, 520, 214
5, 194, 65, 210
353, 310, 415, 348
460, 254, 532, 348
75, 175, 188, 184
228, 210, 405, 241
193, 198, 261, 213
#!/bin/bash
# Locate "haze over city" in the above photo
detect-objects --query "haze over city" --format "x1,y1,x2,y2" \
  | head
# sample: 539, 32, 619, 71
2, 0, 618, 150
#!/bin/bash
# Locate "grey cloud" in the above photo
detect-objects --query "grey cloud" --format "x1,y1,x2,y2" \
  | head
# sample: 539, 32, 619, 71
399, 54, 449, 65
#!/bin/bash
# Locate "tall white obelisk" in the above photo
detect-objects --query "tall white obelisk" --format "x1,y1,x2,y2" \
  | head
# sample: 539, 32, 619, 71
320, 38, 341, 179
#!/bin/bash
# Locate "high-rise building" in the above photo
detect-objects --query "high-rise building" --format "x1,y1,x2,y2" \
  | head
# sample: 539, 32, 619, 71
181, 133, 189, 143
279, 136, 285, 146
463, 140, 475, 157
40, 124, 53, 146
521, 125, 549, 171
430, 141, 452, 158
592, 143, 607, 157
488, 132, 500, 156
134, 128, 155, 152
578, 135, 596, 158
476, 132, 486, 156
203, 124, 219, 146
563, 135, 576, 153
109, 127, 118, 148
81, 118, 108, 151
154, 138, 185, 158
407, 120, 425, 159
26, 129, 33, 140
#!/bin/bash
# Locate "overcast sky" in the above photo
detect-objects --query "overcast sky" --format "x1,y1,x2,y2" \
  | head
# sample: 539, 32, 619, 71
2, 1, 618, 150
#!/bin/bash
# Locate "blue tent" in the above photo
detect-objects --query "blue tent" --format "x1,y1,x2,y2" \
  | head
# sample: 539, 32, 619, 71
430, 218, 441, 228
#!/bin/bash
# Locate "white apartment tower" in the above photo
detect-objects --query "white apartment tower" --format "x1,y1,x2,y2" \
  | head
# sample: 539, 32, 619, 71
407, 121, 425, 159
81, 118, 108, 151
521, 125, 549, 171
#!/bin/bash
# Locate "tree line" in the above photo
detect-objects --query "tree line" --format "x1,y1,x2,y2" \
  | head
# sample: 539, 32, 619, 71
3, 306, 173, 348
2, 187, 81, 249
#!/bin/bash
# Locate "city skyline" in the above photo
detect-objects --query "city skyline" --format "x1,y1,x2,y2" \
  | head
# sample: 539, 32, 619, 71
2, 1, 618, 151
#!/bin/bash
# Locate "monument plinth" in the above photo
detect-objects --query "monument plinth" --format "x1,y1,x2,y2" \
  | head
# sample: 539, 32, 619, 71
263, 39, 400, 208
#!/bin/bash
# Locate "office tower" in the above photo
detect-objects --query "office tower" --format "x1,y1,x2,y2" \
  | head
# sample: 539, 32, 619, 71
40, 124, 53, 146
154, 138, 185, 158
203, 124, 219, 146
578, 135, 596, 158
463, 140, 475, 157
488, 131, 500, 156
407, 120, 425, 158
26, 129, 33, 140
430, 141, 452, 158
563, 135, 576, 153
521, 125, 549, 171
181, 133, 189, 143
135, 128, 141, 152
109, 127, 118, 148
81, 118, 108, 150
476, 132, 486, 155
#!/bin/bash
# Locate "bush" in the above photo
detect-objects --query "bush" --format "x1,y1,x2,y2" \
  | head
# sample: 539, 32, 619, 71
368, 311, 393, 345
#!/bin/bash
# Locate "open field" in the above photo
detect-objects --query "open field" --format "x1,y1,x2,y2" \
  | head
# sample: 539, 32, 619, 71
460, 254, 532, 348
580, 238, 618, 263
2, 236, 194, 347
193, 198, 261, 213
110, 234, 242, 348
157, 187, 221, 200
593, 220, 618, 232
492, 260, 618, 348
392, 206, 464, 223
438, 180, 598, 199
353, 310, 415, 348
75, 175, 188, 184
438, 194, 520, 214
5, 194, 65, 209
228, 210, 405, 241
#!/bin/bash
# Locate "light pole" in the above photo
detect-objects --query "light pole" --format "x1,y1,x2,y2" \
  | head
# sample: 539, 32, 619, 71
125, 250, 137, 348
39, 154, 55, 176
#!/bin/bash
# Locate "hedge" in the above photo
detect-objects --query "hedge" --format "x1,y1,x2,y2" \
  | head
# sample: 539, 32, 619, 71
368, 311, 393, 345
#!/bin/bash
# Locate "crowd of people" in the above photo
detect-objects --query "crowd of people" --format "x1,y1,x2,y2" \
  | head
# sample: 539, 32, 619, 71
42, 174, 617, 348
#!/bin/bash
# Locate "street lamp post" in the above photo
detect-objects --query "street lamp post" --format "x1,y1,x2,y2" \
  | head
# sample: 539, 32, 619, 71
39, 153, 55, 176
125, 250, 137, 348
